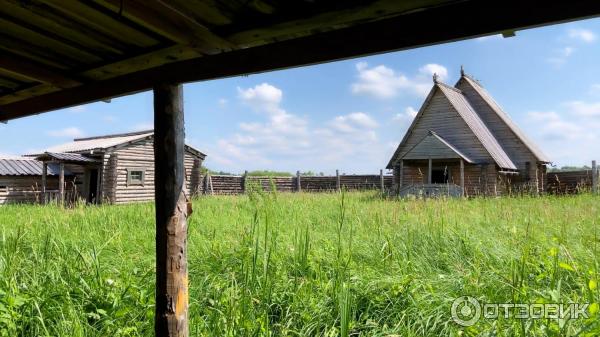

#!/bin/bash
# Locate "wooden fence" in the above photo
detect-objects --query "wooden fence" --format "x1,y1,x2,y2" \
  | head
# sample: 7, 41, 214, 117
546, 166, 598, 194
199, 172, 393, 195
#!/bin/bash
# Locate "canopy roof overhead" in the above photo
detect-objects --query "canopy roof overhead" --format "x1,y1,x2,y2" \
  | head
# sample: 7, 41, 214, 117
1, 0, 600, 121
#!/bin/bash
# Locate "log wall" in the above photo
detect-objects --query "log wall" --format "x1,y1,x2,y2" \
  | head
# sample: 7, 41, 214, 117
0, 175, 68, 204
102, 138, 203, 204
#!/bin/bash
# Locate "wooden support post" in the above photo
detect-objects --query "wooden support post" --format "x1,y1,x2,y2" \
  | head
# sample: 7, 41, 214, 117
459, 159, 465, 197
336, 169, 341, 192
41, 162, 47, 204
296, 170, 301, 192
427, 158, 432, 184
399, 160, 404, 194
243, 170, 248, 193
380, 169, 384, 194
58, 162, 64, 205
593, 160, 598, 195
153, 83, 189, 337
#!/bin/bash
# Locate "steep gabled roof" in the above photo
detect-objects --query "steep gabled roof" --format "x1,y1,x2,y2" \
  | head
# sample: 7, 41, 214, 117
403, 130, 474, 163
387, 82, 517, 170
458, 74, 550, 163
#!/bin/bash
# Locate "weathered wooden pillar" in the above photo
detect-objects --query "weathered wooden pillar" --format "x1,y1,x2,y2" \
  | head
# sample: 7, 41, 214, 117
399, 160, 404, 193
593, 160, 598, 195
58, 162, 64, 205
154, 83, 189, 337
459, 159, 465, 197
296, 170, 301, 192
242, 170, 248, 193
379, 169, 384, 194
42, 162, 47, 204
427, 158, 432, 184
336, 169, 341, 192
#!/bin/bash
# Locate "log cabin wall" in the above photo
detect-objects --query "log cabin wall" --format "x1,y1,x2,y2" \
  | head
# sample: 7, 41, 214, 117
0, 175, 64, 204
101, 138, 203, 204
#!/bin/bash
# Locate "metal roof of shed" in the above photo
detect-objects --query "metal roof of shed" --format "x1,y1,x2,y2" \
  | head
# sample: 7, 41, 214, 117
0, 157, 70, 176
36, 152, 101, 163
44, 130, 153, 154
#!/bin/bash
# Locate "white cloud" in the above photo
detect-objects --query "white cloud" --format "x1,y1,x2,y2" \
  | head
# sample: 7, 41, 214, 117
47, 127, 84, 138
206, 83, 386, 173
331, 112, 378, 133
218, 98, 228, 107
589, 84, 600, 96
563, 101, 600, 117
568, 28, 596, 43
393, 106, 418, 123
547, 46, 575, 66
351, 62, 448, 99
524, 104, 600, 166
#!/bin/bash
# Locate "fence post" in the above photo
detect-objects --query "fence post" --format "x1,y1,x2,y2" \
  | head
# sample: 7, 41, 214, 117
296, 170, 301, 192
380, 169, 384, 194
336, 169, 341, 192
243, 170, 248, 194
593, 160, 597, 195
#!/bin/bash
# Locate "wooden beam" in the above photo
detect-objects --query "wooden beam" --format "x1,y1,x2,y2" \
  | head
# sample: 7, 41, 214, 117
427, 159, 432, 184
296, 170, 301, 192
2, 0, 600, 119
42, 162, 47, 204
154, 83, 189, 337
380, 169, 384, 194
97, 0, 234, 54
593, 160, 597, 195
58, 162, 64, 205
459, 159, 464, 197
399, 160, 404, 193
336, 169, 340, 192
0, 51, 81, 88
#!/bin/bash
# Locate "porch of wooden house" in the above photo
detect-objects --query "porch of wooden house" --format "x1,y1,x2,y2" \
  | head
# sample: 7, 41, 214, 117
396, 158, 467, 197
35, 152, 102, 205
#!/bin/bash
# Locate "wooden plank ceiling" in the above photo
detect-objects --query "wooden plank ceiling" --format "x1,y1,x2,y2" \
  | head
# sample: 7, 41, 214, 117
1, 0, 600, 121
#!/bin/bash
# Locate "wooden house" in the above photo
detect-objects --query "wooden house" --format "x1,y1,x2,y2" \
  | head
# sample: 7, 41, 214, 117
1, 130, 206, 205
387, 70, 550, 197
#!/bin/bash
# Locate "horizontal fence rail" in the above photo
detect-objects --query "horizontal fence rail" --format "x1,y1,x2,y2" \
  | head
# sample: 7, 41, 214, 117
546, 168, 598, 194
198, 174, 393, 195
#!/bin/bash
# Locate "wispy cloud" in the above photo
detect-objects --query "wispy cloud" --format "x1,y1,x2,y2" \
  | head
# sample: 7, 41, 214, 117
47, 127, 84, 138
475, 34, 502, 42
567, 28, 596, 43
546, 46, 575, 66
68, 105, 87, 113
351, 62, 448, 99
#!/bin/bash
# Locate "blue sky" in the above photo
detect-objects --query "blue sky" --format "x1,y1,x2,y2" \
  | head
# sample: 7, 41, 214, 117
2, 18, 600, 174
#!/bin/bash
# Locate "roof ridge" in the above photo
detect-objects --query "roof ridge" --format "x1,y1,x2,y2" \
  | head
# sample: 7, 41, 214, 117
436, 81, 462, 93
74, 129, 153, 142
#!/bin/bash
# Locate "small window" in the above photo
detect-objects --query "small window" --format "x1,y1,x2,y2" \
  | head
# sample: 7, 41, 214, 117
127, 169, 145, 186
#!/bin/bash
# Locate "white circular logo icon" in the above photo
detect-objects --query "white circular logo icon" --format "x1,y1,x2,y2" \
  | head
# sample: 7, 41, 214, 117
451, 296, 481, 326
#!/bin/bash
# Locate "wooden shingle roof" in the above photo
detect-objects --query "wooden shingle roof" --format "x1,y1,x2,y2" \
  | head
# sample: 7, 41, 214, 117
458, 75, 551, 163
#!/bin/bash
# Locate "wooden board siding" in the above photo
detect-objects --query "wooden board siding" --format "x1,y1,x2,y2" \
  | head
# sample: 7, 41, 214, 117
101, 138, 203, 204
0, 175, 59, 204
547, 170, 598, 194
397, 90, 494, 165
403, 133, 465, 160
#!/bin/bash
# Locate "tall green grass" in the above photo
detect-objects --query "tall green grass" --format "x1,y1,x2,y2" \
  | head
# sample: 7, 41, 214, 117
0, 191, 598, 336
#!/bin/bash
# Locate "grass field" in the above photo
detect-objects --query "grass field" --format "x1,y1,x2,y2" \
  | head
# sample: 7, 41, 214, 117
0, 191, 599, 336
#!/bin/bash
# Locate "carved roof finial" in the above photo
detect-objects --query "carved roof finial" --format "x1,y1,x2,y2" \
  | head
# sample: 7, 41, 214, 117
460, 65, 465, 77
433, 73, 439, 83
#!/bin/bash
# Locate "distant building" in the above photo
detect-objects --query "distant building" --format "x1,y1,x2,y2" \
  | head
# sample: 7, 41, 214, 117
0, 130, 205, 205
387, 69, 550, 197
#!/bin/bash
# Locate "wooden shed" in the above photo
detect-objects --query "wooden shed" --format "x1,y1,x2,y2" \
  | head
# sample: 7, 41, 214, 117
387, 70, 551, 197
29, 130, 206, 204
